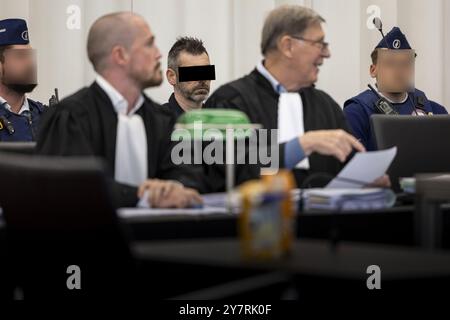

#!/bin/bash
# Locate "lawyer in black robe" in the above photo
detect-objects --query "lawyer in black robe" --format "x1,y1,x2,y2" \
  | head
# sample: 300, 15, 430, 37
206, 68, 349, 187
36, 82, 200, 207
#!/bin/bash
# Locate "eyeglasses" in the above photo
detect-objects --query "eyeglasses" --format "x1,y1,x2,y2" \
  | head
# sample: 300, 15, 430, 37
290, 35, 329, 52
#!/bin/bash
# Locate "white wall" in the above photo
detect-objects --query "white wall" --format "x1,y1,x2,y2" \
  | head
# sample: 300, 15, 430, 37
0, 0, 448, 109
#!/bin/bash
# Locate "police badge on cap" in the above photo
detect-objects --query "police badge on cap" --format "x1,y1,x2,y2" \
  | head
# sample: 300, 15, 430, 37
375, 26, 411, 50
0, 18, 30, 46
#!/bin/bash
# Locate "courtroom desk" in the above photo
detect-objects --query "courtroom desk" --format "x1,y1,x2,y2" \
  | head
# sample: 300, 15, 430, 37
1, 204, 450, 247
133, 238, 450, 302
121, 206, 421, 246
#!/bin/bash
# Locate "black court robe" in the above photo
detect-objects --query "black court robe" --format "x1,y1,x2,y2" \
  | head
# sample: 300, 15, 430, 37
206, 68, 350, 188
36, 82, 200, 207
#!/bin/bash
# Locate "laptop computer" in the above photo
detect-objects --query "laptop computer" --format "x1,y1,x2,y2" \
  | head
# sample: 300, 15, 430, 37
371, 114, 450, 191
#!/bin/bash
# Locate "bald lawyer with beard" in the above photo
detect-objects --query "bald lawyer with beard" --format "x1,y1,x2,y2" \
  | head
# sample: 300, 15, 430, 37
36, 12, 202, 208
207, 5, 389, 188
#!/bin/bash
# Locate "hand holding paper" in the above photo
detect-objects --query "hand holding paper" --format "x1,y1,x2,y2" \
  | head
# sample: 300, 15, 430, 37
326, 147, 397, 189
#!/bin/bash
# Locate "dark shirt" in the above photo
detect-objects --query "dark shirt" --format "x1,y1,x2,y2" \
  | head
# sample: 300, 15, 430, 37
162, 93, 186, 118
163, 92, 259, 193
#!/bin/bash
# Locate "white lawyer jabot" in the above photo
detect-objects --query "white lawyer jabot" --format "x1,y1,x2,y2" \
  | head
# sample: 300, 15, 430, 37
115, 113, 148, 187
95, 74, 148, 187
277, 92, 310, 169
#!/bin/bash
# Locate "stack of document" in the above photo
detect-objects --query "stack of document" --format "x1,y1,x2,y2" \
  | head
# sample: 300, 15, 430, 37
301, 147, 398, 211
302, 188, 396, 211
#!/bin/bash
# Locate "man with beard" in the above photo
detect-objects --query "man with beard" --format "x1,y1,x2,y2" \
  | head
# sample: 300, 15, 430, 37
163, 37, 213, 117
36, 12, 202, 208
344, 27, 447, 151
163, 37, 259, 193
0, 18, 46, 141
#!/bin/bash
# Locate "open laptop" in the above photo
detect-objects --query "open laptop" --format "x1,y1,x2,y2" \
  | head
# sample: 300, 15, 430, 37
371, 114, 450, 191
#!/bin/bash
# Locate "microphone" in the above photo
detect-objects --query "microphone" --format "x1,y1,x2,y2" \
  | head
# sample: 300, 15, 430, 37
373, 17, 390, 49
0, 116, 15, 135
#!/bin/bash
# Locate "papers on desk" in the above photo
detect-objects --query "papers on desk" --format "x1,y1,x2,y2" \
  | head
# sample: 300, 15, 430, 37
124, 147, 398, 216
302, 188, 396, 211
302, 148, 397, 211
118, 206, 230, 218
119, 192, 240, 218
326, 147, 397, 188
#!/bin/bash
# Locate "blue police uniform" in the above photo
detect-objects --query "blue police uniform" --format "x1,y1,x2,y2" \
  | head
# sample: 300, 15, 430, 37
0, 18, 46, 141
0, 99, 46, 141
344, 27, 448, 151
344, 89, 447, 151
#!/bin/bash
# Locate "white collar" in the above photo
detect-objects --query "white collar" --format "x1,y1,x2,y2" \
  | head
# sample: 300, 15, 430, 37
0, 95, 30, 115
377, 90, 408, 104
95, 74, 144, 116
256, 60, 287, 94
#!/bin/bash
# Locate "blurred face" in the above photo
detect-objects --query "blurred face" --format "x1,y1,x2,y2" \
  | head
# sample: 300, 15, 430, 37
371, 49, 415, 93
288, 22, 330, 87
0, 44, 37, 93
127, 19, 162, 89
168, 51, 211, 105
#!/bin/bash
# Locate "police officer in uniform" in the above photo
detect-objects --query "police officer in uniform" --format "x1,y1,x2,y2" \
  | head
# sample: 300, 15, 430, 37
344, 26, 447, 151
0, 18, 46, 141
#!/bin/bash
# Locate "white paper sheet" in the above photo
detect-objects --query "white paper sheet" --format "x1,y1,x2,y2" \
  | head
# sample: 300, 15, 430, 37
326, 147, 397, 189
